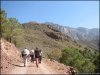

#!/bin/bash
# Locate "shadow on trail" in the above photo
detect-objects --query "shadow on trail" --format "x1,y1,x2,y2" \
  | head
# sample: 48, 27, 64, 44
28, 65, 34, 67
8, 62, 24, 67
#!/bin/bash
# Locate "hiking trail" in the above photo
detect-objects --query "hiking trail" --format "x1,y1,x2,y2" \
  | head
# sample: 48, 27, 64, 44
8, 60, 58, 74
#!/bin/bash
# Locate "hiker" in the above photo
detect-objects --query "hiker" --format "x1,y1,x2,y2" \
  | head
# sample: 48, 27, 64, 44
34, 47, 41, 67
21, 48, 30, 67
30, 49, 35, 63
39, 49, 42, 63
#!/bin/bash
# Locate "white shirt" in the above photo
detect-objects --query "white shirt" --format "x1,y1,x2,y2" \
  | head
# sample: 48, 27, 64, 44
30, 50, 34, 55
40, 51, 42, 56
23, 49, 30, 55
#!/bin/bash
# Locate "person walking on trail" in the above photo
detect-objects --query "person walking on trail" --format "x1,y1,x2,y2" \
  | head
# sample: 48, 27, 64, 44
34, 47, 41, 68
21, 48, 30, 67
30, 49, 35, 63
39, 49, 42, 63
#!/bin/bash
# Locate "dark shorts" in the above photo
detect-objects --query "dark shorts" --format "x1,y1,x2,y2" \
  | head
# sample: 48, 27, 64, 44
22, 54, 27, 58
30, 55, 34, 58
35, 55, 40, 58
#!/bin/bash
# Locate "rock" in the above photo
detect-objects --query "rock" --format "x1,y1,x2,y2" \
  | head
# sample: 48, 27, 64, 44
1, 66, 3, 69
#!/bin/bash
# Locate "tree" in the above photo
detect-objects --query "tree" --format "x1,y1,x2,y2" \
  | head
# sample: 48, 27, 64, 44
1, 9, 25, 47
0, 9, 8, 24
59, 47, 97, 73
82, 60, 96, 73
0, 9, 8, 37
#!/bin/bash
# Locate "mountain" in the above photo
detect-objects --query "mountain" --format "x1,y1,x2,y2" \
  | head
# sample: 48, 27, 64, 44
43, 22, 99, 50
1, 21, 99, 74
22, 22, 86, 57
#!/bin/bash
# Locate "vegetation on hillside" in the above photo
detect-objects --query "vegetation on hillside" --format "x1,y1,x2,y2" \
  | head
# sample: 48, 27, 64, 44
1, 9, 25, 47
47, 48, 62, 61
48, 47, 99, 73
1, 9, 99, 73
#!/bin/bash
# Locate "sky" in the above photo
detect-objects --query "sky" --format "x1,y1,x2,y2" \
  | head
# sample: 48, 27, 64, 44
1, 1, 99, 29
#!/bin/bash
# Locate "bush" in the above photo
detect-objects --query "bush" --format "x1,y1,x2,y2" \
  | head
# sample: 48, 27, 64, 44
1, 9, 25, 48
47, 48, 62, 61
59, 47, 98, 73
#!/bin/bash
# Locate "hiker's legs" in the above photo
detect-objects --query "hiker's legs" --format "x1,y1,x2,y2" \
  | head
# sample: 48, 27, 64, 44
25, 58, 28, 65
39, 56, 41, 63
32, 55, 34, 62
30, 55, 34, 62
27, 55, 30, 62
36, 58, 39, 67
30, 55, 32, 62
39, 56, 42, 63
24, 55, 28, 67
23, 56, 26, 66
40, 56, 42, 63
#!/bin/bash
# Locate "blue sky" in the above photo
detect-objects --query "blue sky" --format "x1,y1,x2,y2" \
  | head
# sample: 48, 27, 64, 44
1, 1, 99, 29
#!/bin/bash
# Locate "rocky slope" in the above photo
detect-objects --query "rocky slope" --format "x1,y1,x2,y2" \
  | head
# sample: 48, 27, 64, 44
44, 59, 77, 74
0, 38, 22, 74
43, 22, 99, 50
22, 22, 84, 57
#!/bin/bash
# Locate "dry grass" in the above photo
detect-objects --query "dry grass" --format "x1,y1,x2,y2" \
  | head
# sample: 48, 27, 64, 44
22, 22, 85, 57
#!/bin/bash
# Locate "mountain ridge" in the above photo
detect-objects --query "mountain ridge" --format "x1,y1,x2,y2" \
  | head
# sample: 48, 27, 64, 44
42, 22, 99, 50
22, 22, 88, 57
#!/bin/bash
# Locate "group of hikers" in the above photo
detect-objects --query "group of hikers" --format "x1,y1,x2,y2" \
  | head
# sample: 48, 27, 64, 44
21, 47, 76, 75
21, 47, 42, 67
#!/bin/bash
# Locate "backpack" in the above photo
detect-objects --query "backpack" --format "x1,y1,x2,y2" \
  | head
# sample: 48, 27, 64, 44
21, 51, 25, 57
39, 51, 42, 56
30, 50, 34, 55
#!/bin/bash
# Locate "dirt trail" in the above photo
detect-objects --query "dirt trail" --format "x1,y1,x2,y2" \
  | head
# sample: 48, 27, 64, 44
8, 61, 57, 74
1, 39, 71, 74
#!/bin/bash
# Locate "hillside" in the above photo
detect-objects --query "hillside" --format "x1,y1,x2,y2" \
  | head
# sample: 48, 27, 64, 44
44, 22, 99, 50
1, 9, 99, 74
22, 22, 85, 57
21, 22, 99, 73
1, 21, 99, 73
1, 22, 99, 73
1, 38, 74, 74
0, 38, 22, 74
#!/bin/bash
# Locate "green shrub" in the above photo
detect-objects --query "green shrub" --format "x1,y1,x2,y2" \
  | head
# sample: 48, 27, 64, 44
59, 47, 98, 73
47, 48, 62, 61
1, 9, 25, 48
